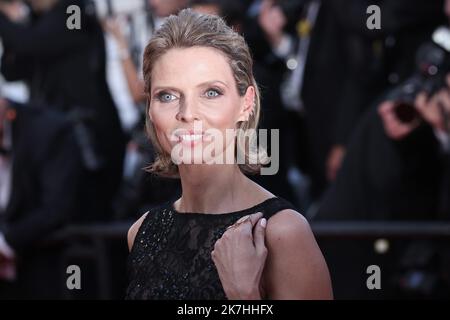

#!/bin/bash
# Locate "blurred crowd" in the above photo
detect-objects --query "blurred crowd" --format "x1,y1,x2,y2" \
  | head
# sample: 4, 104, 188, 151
0, 0, 449, 299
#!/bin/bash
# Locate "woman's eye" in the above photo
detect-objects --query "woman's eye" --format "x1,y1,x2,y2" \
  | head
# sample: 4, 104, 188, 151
205, 89, 221, 98
157, 92, 176, 103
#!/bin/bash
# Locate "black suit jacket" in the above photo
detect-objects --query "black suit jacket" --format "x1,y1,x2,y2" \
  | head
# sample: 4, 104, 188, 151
0, 0, 125, 175
1, 104, 82, 253
316, 106, 442, 221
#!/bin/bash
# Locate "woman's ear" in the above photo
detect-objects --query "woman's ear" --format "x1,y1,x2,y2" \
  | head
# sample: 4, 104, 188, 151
237, 86, 255, 123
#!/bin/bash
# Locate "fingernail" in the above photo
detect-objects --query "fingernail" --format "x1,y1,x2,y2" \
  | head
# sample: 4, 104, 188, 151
260, 218, 267, 228
237, 215, 249, 223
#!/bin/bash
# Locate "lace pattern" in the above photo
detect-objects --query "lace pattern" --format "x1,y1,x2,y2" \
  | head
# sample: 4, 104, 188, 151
125, 197, 295, 300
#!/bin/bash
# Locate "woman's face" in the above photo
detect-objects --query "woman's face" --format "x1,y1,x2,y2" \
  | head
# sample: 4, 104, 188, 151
148, 46, 254, 166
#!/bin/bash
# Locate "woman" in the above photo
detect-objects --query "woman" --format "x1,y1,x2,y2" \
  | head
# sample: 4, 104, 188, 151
126, 8, 332, 300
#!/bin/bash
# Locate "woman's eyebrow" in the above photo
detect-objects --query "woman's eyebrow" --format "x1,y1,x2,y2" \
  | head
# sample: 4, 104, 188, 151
197, 80, 229, 88
152, 81, 228, 94
152, 86, 179, 94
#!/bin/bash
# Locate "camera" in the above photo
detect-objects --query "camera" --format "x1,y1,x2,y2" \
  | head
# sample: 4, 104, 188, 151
386, 26, 450, 124
86, 0, 147, 19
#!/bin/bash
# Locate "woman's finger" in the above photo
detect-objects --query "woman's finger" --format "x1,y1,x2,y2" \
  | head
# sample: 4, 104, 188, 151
247, 212, 263, 228
253, 218, 267, 255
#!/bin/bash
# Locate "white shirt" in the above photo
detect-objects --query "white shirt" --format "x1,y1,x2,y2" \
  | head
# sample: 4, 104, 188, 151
0, 120, 15, 264
0, 120, 12, 212
434, 129, 450, 153
272, 34, 294, 59
104, 11, 156, 133
0, 155, 12, 212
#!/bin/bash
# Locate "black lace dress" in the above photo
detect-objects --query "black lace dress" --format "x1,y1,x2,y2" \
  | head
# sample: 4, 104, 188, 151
125, 197, 296, 300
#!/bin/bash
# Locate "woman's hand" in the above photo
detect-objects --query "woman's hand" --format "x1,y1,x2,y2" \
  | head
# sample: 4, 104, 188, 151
211, 212, 267, 300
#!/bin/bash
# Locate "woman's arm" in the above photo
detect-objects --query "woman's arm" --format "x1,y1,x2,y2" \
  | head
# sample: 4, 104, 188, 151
263, 210, 333, 299
127, 212, 148, 252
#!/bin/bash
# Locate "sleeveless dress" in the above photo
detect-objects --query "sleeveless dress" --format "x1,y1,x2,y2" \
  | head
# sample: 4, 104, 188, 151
125, 197, 296, 300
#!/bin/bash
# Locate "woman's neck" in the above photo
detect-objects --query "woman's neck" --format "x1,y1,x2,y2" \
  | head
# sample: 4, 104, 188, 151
175, 164, 253, 214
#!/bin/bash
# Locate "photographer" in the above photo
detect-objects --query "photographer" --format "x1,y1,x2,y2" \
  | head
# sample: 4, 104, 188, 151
0, 0, 126, 221
378, 74, 450, 218
316, 20, 450, 221
312, 19, 450, 298
315, 75, 450, 299
325, 0, 445, 185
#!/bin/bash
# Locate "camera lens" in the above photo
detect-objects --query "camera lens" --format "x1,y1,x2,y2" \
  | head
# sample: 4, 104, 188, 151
393, 102, 421, 124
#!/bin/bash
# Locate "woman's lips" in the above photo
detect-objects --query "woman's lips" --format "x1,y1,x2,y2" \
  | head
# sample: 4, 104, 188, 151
171, 130, 213, 147
178, 134, 203, 142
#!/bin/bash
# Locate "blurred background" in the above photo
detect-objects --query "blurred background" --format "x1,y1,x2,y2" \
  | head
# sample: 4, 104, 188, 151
0, 0, 449, 299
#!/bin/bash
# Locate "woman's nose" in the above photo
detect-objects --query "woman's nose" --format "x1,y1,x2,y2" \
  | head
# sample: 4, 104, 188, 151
176, 98, 200, 123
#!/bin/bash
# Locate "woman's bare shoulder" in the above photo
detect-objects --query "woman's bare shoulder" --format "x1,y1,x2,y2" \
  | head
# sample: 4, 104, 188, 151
263, 209, 333, 299
265, 208, 308, 234
127, 212, 149, 252
264, 209, 313, 250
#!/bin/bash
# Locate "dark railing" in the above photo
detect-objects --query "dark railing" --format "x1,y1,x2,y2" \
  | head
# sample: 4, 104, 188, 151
49, 221, 450, 241
47, 221, 450, 299
311, 221, 450, 238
